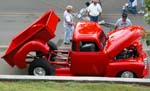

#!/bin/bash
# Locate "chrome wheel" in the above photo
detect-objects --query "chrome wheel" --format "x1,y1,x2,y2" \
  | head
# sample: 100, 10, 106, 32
28, 58, 56, 76
120, 71, 134, 78
33, 67, 46, 76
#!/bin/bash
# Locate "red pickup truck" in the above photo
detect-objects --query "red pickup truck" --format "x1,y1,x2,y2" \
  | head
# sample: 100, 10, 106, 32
2, 9, 148, 78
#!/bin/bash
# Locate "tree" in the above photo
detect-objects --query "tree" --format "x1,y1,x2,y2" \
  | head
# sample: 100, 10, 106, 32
144, 0, 150, 24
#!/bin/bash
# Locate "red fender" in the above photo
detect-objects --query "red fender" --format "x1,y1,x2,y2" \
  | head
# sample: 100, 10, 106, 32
105, 61, 145, 78
13, 40, 49, 69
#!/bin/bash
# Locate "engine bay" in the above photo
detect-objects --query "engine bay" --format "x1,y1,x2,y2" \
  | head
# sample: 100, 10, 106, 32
115, 45, 139, 60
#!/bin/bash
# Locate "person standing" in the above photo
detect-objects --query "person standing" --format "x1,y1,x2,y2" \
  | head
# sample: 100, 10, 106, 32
63, 5, 74, 45
78, 1, 90, 20
114, 13, 132, 30
126, 0, 138, 14
87, 0, 103, 22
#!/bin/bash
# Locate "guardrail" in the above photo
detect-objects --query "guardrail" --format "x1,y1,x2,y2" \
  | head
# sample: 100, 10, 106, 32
0, 45, 7, 49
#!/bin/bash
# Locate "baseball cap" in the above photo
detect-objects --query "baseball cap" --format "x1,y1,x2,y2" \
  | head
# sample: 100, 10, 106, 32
122, 12, 128, 18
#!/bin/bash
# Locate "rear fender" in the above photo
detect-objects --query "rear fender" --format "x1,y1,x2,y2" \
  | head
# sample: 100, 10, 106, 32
13, 40, 49, 69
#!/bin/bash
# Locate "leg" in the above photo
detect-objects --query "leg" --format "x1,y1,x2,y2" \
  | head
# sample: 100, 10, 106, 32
127, 6, 137, 14
132, 6, 137, 14
64, 26, 70, 44
89, 15, 99, 22
95, 16, 99, 22
89, 15, 95, 22
69, 26, 74, 41
141, 0, 145, 8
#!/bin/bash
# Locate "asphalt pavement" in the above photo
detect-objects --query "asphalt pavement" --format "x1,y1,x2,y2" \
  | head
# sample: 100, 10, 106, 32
0, 0, 149, 76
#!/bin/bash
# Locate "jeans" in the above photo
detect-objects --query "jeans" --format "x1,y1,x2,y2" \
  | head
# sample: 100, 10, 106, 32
127, 6, 137, 14
64, 25, 74, 43
89, 15, 99, 22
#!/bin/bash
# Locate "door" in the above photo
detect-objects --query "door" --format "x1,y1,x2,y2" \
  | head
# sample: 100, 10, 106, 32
70, 41, 108, 76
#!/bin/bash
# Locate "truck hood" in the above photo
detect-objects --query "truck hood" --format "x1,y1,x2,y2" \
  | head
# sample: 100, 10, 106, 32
104, 25, 145, 58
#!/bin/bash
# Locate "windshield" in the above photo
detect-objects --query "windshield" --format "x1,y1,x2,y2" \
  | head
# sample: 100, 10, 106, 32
99, 31, 107, 49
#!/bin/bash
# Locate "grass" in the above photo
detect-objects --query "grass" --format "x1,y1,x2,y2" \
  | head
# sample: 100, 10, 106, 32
0, 81, 150, 91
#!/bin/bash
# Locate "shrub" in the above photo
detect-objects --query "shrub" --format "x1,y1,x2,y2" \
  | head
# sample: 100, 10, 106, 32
144, 0, 150, 24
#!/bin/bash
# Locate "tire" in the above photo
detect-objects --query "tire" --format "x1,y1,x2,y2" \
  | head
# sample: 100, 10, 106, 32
47, 41, 57, 50
35, 41, 57, 57
117, 71, 136, 78
36, 51, 43, 57
28, 58, 55, 76
47, 41, 57, 61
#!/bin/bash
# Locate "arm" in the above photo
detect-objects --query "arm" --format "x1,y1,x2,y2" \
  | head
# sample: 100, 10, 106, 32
114, 25, 118, 30
86, 4, 91, 17
99, 12, 103, 20
114, 19, 120, 30
98, 4, 103, 20
128, 19, 132, 26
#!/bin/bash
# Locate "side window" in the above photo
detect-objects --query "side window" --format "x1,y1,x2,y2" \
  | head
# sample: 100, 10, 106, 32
80, 41, 99, 52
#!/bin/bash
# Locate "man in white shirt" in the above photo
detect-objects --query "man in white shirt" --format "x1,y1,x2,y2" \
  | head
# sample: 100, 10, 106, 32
63, 5, 74, 45
114, 13, 132, 30
87, 0, 103, 22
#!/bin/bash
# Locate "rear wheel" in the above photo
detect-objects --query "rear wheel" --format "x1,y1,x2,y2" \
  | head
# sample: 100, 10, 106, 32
118, 71, 135, 78
28, 58, 55, 76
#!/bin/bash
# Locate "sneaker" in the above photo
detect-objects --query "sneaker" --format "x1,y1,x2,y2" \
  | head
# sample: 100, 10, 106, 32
138, 10, 145, 14
98, 20, 105, 25
64, 42, 70, 45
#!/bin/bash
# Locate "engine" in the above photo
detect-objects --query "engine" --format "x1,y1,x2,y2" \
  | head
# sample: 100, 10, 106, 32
115, 45, 139, 60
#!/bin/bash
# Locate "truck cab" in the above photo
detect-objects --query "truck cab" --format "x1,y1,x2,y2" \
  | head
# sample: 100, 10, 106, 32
70, 21, 148, 78
70, 21, 108, 76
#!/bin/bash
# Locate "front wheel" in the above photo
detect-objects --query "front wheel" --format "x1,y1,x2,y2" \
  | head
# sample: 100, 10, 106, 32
118, 71, 136, 78
28, 58, 55, 76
